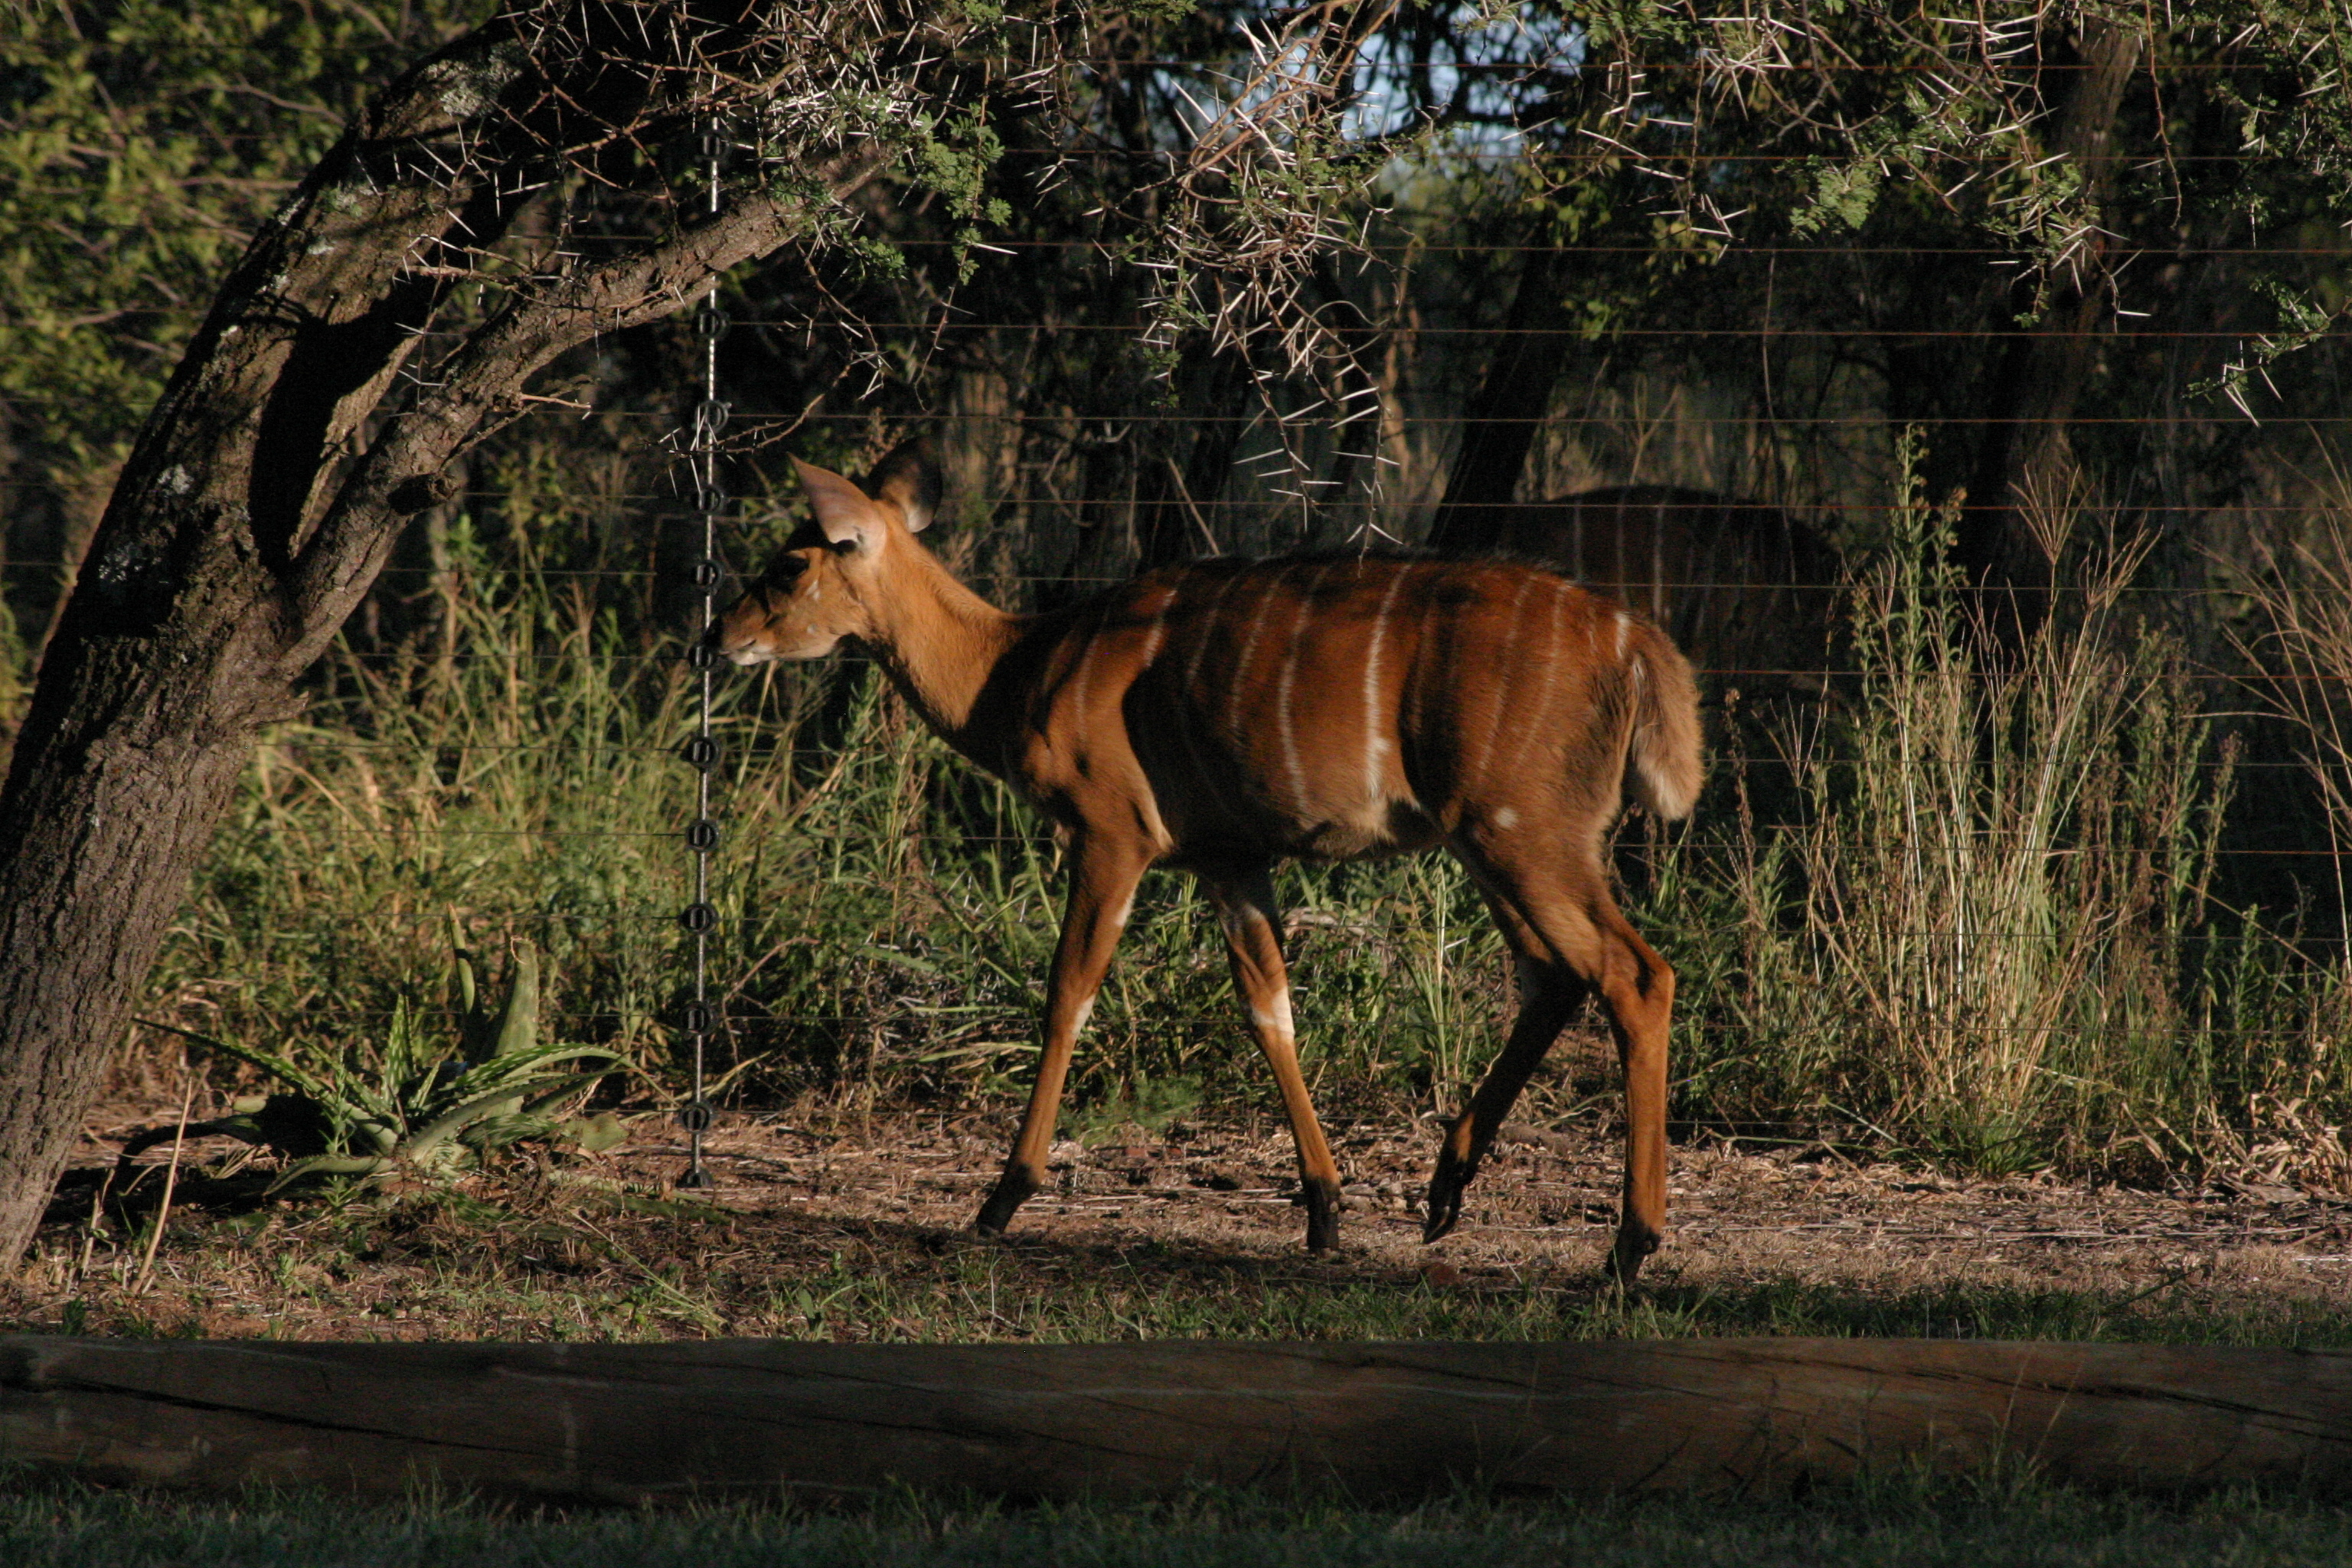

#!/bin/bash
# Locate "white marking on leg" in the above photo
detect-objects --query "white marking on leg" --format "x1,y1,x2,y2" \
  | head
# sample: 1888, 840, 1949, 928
1071, 995, 1096, 1034
1361, 567, 1408, 803
1111, 889, 1136, 929
1250, 985, 1296, 1040
1614, 609, 1631, 661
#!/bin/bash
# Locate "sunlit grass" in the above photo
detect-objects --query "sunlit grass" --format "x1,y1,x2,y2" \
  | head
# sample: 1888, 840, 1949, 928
136, 475, 2352, 1190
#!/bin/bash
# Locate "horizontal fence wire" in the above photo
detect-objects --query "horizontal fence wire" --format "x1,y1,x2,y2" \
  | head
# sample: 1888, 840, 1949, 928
18, 51, 2352, 1114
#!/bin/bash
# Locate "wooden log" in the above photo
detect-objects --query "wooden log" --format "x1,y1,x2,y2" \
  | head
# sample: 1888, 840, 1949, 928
5, 1335, 2350, 1504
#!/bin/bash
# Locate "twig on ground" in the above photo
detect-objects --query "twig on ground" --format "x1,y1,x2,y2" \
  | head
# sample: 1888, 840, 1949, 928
131, 1066, 196, 1295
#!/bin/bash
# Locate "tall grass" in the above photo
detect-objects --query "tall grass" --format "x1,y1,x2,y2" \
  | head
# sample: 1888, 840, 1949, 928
1652, 475, 2318, 1176
144, 508, 1505, 1131
134, 475, 2352, 1182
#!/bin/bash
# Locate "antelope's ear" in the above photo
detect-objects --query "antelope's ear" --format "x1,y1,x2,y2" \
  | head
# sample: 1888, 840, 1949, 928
793, 458, 890, 551
864, 436, 942, 534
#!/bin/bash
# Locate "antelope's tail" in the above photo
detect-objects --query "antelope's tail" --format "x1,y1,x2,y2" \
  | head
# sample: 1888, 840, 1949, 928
1624, 620, 1704, 821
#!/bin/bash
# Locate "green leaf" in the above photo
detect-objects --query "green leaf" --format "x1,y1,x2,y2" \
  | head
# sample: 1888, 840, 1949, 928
133, 1018, 335, 1106
400, 1070, 611, 1161
489, 943, 541, 1060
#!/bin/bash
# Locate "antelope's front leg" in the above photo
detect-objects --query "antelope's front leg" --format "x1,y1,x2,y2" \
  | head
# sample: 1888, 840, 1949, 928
1206, 868, 1344, 1251
973, 838, 1150, 1238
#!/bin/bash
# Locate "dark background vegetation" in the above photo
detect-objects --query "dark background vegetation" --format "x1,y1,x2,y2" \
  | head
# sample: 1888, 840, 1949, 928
4, 0, 2352, 1202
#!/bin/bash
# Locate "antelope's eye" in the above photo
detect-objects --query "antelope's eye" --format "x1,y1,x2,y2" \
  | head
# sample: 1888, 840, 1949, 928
769, 554, 810, 584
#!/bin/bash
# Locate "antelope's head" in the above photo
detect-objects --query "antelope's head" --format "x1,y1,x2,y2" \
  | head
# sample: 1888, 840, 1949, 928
709, 439, 940, 665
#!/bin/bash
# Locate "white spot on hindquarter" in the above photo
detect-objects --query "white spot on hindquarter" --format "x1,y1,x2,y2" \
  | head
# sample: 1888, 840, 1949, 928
1362, 567, 1409, 803
1494, 806, 1518, 829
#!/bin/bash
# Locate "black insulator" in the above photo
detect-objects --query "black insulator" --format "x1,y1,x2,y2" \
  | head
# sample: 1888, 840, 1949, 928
678, 902, 718, 933
691, 557, 722, 589
679, 735, 720, 770
677, 1101, 715, 1132
680, 1000, 716, 1034
685, 818, 720, 852
686, 640, 716, 670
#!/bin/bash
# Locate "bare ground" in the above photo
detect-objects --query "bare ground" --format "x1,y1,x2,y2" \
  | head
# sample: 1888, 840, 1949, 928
8, 1093, 2352, 1344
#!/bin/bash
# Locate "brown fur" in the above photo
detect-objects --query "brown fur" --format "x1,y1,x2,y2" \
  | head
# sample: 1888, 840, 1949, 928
713, 443, 1704, 1276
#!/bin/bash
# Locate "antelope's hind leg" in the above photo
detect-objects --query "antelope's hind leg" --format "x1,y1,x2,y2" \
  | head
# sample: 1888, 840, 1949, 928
1204, 867, 1344, 1251
1423, 893, 1586, 1246
974, 837, 1152, 1239
1427, 844, 1675, 1281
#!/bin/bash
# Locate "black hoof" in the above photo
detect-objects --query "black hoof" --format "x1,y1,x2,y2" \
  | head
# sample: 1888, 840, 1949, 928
1423, 1157, 1472, 1243
1606, 1224, 1661, 1283
1303, 1179, 1342, 1252
973, 1170, 1040, 1236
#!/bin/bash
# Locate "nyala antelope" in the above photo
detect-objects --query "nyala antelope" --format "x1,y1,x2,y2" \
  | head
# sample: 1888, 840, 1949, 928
711, 441, 1703, 1279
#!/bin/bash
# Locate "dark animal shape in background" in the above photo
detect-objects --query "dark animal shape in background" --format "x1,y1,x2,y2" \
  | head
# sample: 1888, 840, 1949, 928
1438, 485, 1841, 693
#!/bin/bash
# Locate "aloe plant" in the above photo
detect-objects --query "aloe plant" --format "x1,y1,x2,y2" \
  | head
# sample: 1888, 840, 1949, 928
128, 938, 628, 1191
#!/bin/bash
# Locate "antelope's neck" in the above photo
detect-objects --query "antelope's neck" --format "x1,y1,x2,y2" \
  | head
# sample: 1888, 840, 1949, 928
864, 548, 1022, 756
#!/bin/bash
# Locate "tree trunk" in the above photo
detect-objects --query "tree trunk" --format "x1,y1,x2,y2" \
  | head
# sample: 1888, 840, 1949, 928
1426, 243, 1573, 552
0, 2, 893, 1266
1956, 17, 2144, 629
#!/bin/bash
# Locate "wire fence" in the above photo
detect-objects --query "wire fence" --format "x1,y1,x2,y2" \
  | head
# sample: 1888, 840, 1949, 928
15, 41, 2352, 1168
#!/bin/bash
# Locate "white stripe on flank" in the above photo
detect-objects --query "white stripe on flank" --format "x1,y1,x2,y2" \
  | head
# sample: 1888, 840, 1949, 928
1361, 567, 1409, 803
1070, 597, 1101, 753
1503, 577, 1570, 779
1184, 570, 1246, 697
1229, 565, 1288, 757
1276, 563, 1334, 813
1472, 571, 1537, 784
1136, 587, 1169, 671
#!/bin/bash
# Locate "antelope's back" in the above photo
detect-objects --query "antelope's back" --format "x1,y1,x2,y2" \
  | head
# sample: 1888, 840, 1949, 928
1449, 485, 1838, 689
1034, 555, 1684, 861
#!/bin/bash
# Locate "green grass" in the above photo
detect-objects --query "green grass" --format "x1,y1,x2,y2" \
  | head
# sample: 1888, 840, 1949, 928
7, 1473, 2352, 1567
130, 466, 2352, 1193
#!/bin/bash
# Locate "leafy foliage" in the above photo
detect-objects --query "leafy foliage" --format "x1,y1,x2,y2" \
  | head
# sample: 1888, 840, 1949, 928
128, 937, 625, 1191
